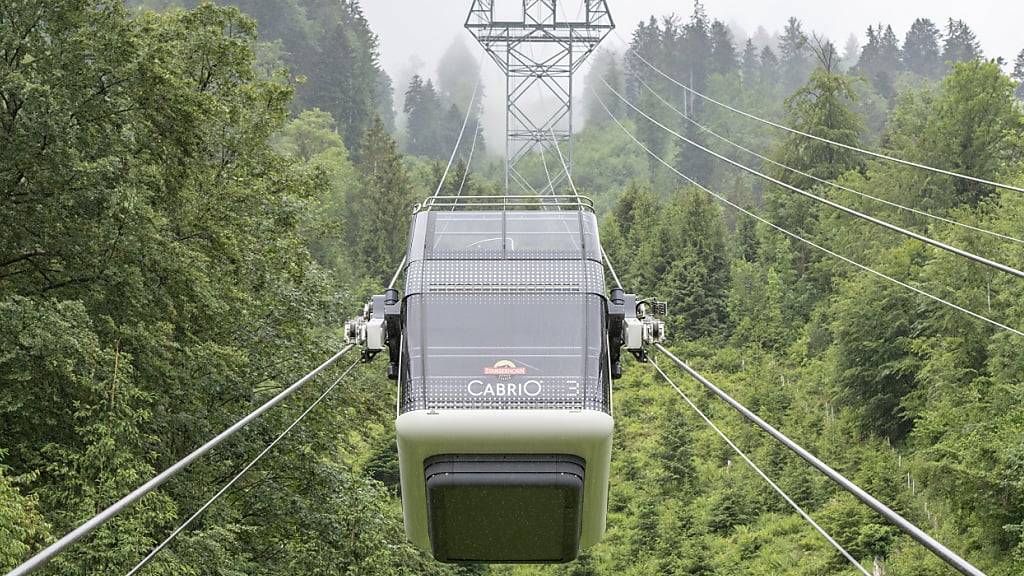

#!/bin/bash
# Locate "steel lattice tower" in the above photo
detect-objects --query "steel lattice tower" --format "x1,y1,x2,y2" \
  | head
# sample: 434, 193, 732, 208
466, 1, 613, 194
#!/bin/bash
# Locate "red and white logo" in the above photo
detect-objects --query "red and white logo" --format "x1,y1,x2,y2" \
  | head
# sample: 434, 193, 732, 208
484, 360, 527, 376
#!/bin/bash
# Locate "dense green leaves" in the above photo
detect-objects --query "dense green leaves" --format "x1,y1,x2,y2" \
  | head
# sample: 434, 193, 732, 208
3, 2, 1024, 576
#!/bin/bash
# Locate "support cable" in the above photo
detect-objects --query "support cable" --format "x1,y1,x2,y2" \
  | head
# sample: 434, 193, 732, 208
603, 249, 624, 290
124, 357, 363, 576
591, 89, 1024, 338
654, 344, 986, 576
432, 65, 484, 199
385, 54, 485, 287
453, 111, 482, 209
635, 76, 1024, 247
5, 345, 357, 576
545, 126, 622, 292
620, 35, 1024, 196
650, 358, 871, 576
601, 77, 1024, 280
539, 145, 557, 196
548, 126, 581, 199
386, 258, 406, 291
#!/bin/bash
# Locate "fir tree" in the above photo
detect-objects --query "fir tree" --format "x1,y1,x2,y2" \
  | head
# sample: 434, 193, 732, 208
855, 24, 902, 100
903, 18, 942, 78
1013, 49, 1024, 100
741, 39, 760, 85
403, 75, 444, 158
347, 116, 414, 283
942, 18, 983, 68
759, 45, 780, 86
307, 0, 392, 151
841, 34, 860, 72
659, 189, 731, 339
436, 37, 480, 108
708, 20, 738, 76
769, 64, 864, 272
778, 17, 810, 91
584, 49, 625, 127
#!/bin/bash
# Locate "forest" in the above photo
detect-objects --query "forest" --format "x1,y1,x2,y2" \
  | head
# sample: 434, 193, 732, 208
1, 1, 1023, 575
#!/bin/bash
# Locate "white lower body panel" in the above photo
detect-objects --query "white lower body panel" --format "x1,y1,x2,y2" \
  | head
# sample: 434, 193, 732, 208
396, 409, 614, 552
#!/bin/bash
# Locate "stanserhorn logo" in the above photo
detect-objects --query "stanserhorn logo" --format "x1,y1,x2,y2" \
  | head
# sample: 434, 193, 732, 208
484, 360, 527, 377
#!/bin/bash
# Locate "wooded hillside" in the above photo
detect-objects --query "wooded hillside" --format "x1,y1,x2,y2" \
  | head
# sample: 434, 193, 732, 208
2, 1, 1023, 575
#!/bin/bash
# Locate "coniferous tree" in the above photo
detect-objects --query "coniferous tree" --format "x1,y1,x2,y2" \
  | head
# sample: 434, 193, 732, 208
903, 18, 943, 78
669, 4, 715, 185
624, 16, 662, 106
404, 75, 444, 158
841, 34, 860, 72
942, 18, 983, 68
436, 38, 480, 108
681, 3, 712, 93
740, 39, 760, 85
584, 50, 625, 127
1013, 49, 1024, 100
659, 189, 731, 339
769, 59, 864, 275
347, 116, 414, 283
856, 24, 902, 99
708, 20, 738, 76
759, 45, 780, 87
778, 17, 810, 91
307, 0, 393, 151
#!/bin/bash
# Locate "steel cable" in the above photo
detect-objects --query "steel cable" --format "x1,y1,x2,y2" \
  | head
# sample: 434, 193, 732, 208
650, 358, 871, 576
635, 76, 1024, 247
5, 345, 356, 576
124, 357, 363, 576
591, 88, 1024, 338
618, 33, 1024, 196
601, 77, 1024, 280
655, 345, 987, 576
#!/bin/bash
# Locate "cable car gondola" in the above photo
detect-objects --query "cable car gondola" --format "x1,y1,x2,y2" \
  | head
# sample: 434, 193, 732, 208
347, 195, 664, 564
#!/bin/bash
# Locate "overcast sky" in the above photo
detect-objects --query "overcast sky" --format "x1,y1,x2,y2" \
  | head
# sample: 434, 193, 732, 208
362, 0, 1024, 146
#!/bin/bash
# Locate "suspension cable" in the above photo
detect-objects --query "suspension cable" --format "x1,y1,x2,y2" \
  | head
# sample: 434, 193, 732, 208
5, 345, 357, 576
635, 76, 1024, 247
383, 55, 486, 287
619, 34, 1024, 196
539, 144, 557, 196
591, 89, 1024, 338
453, 111, 482, 209
602, 249, 624, 290
124, 357, 363, 576
548, 126, 581, 199
650, 358, 871, 576
431, 64, 484, 199
654, 345, 986, 576
602, 77, 1024, 280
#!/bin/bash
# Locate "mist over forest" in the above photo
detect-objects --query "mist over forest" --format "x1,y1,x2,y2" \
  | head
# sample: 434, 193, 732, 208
2, 1, 1024, 576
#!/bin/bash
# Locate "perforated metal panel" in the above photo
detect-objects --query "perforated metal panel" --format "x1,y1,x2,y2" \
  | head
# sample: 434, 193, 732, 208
404, 260, 606, 296
400, 210, 611, 415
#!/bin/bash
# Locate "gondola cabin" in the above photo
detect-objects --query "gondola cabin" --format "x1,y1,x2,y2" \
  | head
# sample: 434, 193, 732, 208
347, 196, 663, 564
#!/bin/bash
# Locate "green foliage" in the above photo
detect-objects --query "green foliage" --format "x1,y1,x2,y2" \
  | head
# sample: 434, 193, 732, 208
127, 0, 394, 149
888, 61, 1023, 206
942, 19, 983, 68
346, 115, 414, 284
0, 460, 50, 573
903, 19, 943, 79
855, 24, 903, 99
1014, 49, 1024, 100
5, 3, 1024, 576
0, 2, 437, 574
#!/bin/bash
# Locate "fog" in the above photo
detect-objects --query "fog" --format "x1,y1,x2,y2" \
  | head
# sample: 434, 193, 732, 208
362, 0, 1024, 151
